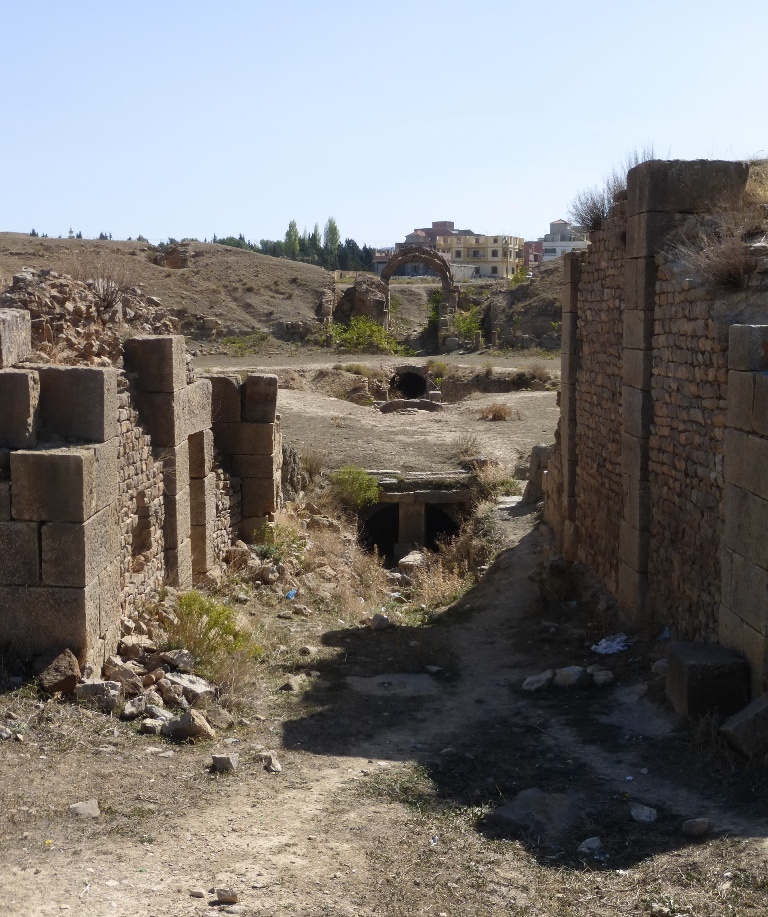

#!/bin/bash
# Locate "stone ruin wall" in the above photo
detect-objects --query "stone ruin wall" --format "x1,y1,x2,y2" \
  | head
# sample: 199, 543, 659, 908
0, 315, 281, 668
544, 158, 768, 697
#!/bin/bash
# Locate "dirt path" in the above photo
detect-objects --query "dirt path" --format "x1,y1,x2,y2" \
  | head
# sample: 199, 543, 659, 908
5, 504, 768, 916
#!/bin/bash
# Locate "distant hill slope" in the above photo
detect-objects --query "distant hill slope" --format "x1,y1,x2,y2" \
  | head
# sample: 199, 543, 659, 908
0, 233, 331, 340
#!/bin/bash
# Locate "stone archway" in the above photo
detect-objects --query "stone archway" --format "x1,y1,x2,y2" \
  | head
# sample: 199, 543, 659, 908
380, 245, 459, 351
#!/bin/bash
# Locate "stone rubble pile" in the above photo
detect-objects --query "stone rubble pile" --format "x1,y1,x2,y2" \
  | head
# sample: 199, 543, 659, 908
0, 268, 178, 366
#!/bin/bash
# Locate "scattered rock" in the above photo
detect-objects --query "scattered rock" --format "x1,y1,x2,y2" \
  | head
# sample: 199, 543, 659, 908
69, 799, 100, 818
139, 718, 165, 735
256, 750, 282, 773
522, 669, 554, 692
118, 635, 156, 660
161, 709, 216, 741
553, 666, 588, 688
485, 788, 586, 843
280, 675, 306, 692
33, 649, 81, 695
163, 671, 214, 703
630, 803, 657, 823
212, 753, 239, 772
74, 680, 121, 712
298, 646, 317, 657
202, 704, 235, 730
592, 670, 615, 687
649, 905, 671, 916
154, 648, 196, 672
651, 659, 668, 676
521, 443, 553, 504
188, 888, 206, 898
102, 657, 144, 695
681, 817, 710, 837
577, 836, 603, 854
216, 888, 239, 904
398, 550, 424, 572
0, 727, 12, 740
120, 696, 146, 720
370, 613, 392, 631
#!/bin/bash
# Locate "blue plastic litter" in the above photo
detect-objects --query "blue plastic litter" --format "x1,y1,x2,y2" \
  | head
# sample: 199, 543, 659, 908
658, 626, 671, 640
286, 589, 297, 600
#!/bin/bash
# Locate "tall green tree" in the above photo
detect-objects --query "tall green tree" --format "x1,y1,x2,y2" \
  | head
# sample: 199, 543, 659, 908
323, 217, 340, 270
284, 220, 300, 260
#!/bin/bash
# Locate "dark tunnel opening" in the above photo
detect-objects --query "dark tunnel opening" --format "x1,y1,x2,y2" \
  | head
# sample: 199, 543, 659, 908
391, 371, 427, 400
358, 504, 400, 565
425, 504, 460, 551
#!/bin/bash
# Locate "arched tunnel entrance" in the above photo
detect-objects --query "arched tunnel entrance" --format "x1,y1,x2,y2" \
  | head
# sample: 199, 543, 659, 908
392, 371, 427, 400
425, 504, 460, 550
359, 503, 399, 565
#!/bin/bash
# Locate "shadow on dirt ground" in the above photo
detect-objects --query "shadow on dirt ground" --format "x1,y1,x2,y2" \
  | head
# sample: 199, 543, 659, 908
282, 517, 768, 873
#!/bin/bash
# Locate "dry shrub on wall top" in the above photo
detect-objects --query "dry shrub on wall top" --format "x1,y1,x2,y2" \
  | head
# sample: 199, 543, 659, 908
569, 145, 656, 233
671, 212, 758, 290
62, 251, 133, 309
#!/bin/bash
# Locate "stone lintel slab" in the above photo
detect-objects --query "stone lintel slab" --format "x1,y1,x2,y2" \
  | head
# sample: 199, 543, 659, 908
627, 159, 748, 217
212, 422, 279, 456
203, 374, 242, 424
135, 380, 212, 447
728, 325, 768, 372
243, 374, 278, 424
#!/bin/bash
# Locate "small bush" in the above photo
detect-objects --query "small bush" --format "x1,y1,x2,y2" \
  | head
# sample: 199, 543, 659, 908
527, 360, 551, 383
479, 402, 519, 421
452, 432, 482, 463
300, 447, 324, 482
454, 305, 482, 341
163, 591, 262, 682
329, 465, 379, 511
569, 146, 655, 232
252, 520, 305, 562
330, 316, 404, 354
425, 358, 447, 378
672, 213, 758, 290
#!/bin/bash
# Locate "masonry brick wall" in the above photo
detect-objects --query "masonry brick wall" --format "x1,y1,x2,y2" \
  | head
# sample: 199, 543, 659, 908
573, 209, 626, 592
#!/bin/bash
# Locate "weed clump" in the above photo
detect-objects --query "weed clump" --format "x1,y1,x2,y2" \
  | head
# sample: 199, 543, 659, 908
330, 316, 404, 354
479, 402, 519, 421
329, 465, 379, 512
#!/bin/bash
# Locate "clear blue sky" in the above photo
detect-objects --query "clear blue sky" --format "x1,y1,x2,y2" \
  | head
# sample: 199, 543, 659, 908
2, 0, 766, 247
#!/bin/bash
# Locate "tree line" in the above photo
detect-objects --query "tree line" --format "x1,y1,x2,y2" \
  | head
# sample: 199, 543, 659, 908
213, 218, 375, 272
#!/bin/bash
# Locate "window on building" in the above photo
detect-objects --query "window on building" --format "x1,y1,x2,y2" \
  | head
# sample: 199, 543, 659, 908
491, 266, 498, 275
475, 237, 480, 244
544, 247, 556, 254
472, 250, 481, 258
491, 249, 498, 258
454, 250, 462, 259
493, 237, 498, 243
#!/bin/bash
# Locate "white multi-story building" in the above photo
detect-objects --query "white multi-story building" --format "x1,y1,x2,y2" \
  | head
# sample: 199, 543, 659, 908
540, 219, 589, 261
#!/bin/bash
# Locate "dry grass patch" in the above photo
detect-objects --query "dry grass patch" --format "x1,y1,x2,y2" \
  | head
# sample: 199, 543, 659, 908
479, 402, 520, 421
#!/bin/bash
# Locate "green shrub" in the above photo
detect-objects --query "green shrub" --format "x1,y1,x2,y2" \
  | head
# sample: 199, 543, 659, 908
454, 305, 481, 341
330, 316, 404, 354
164, 591, 262, 680
329, 465, 379, 511
252, 521, 305, 562
426, 290, 442, 330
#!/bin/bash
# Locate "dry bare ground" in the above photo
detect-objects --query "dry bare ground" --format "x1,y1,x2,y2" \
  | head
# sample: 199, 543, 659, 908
2, 355, 768, 915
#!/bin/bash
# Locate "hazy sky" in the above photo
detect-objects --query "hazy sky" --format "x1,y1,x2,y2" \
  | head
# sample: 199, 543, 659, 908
2, 0, 766, 247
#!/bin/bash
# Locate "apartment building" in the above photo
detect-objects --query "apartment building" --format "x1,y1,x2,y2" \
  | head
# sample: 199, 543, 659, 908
540, 219, 589, 261
436, 231, 525, 279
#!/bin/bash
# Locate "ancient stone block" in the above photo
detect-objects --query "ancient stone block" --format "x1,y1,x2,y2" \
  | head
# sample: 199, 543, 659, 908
729, 550, 768, 636
728, 325, 768, 372
212, 422, 279, 456
188, 429, 213, 479
623, 257, 657, 312
721, 694, 768, 757
190, 473, 216, 527
10, 441, 117, 523
0, 369, 39, 448
627, 159, 748, 216
166, 538, 193, 589
561, 351, 578, 387
0, 309, 32, 368
623, 349, 652, 391
621, 432, 649, 481
723, 484, 768, 567
42, 502, 119, 587
561, 313, 577, 355
562, 251, 582, 288
230, 453, 278, 480
191, 525, 215, 575
122, 335, 187, 392
155, 441, 189, 497
239, 515, 271, 543
619, 520, 649, 572
241, 477, 278, 518
204, 374, 242, 423
163, 487, 190, 548
0, 482, 10, 520
623, 310, 654, 351
617, 562, 650, 626
37, 366, 119, 443
751, 372, 768, 437
726, 370, 754, 432
719, 604, 768, 698
243, 374, 278, 423
626, 212, 684, 259
0, 520, 40, 585
0, 580, 102, 662
666, 640, 749, 717
136, 380, 212, 447
623, 474, 651, 532
622, 385, 652, 439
